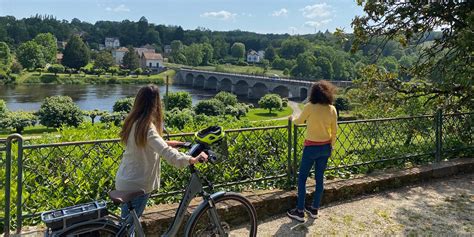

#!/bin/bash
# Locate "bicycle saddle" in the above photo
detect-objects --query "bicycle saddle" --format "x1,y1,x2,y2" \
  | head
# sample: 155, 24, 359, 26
108, 190, 145, 204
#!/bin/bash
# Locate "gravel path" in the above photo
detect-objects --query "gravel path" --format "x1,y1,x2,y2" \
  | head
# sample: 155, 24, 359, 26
233, 173, 474, 236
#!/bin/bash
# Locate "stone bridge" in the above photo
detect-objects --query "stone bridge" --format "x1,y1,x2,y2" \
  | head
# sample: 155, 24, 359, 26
174, 69, 353, 100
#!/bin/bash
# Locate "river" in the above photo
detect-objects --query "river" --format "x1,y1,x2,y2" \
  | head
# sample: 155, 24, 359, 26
0, 84, 217, 112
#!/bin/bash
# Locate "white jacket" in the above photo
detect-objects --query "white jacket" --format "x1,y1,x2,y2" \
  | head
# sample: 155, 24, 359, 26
115, 123, 191, 193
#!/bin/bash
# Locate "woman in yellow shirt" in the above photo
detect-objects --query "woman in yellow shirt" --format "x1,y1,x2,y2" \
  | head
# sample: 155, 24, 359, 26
287, 81, 337, 222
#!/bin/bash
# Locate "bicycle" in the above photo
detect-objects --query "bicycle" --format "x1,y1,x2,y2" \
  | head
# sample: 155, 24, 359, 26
41, 126, 258, 236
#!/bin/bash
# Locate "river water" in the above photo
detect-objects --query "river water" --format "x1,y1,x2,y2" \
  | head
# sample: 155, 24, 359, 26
0, 84, 216, 112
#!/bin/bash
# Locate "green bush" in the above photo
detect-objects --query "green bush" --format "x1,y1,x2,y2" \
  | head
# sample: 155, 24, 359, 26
37, 96, 84, 128
214, 91, 238, 106
194, 99, 225, 116
282, 98, 288, 108
0, 111, 37, 133
165, 108, 195, 130
163, 92, 192, 110
100, 111, 127, 126
113, 97, 135, 113
47, 64, 65, 75
0, 99, 8, 116
258, 94, 283, 114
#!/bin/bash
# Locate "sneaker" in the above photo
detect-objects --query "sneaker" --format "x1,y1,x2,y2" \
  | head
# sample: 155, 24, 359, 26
287, 208, 305, 222
304, 205, 318, 218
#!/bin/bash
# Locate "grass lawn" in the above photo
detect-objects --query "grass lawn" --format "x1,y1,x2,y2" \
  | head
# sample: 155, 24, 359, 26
244, 106, 293, 121
0, 125, 58, 138
164, 63, 285, 77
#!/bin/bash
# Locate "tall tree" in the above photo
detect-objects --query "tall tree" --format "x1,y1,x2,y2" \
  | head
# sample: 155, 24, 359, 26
94, 51, 115, 69
265, 46, 276, 62
201, 43, 214, 65
17, 41, 45, 69
174, 26, 184, 41
62, 35, 90, 69
0, 42, 12, 73
231, 42, 245, 60
291, 52, 317, 78
122, 46, 140, 70
315, 57, 334, 79
183, 44, 203, 66
33, 33, 57, 64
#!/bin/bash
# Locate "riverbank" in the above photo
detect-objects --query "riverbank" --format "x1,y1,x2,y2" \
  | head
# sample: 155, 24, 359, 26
3, 70, 175, 85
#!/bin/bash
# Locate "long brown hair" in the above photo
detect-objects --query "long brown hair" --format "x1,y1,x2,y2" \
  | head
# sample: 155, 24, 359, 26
309, 80, 336, 105
120, 84, 163, 147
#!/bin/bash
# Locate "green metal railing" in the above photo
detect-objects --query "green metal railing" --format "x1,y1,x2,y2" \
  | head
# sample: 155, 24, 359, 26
1, 111, 473, 235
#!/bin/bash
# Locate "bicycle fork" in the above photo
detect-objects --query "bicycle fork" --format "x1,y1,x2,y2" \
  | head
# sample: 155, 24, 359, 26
206, 198, 228, 236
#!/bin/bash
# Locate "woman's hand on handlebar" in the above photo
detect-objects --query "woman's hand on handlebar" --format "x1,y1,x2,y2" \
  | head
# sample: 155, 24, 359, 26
188, 152, 208, 165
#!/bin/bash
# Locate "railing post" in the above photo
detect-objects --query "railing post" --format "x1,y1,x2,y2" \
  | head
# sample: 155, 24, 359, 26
435, 109, 443, 162
292, 124, 298, 188
4, 134, 23, 236
286, 118, 292, 189
16, 135, 24, 234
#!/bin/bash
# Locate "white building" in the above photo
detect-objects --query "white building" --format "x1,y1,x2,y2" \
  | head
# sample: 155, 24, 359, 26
111, 47, 128, 65
134, 47, 155, 56
140, 52, 164, 69
247, 50, 261, 63
105, 37, 120, 49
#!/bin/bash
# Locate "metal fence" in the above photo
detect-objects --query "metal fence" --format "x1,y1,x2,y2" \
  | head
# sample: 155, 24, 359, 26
2, 111, 473, 235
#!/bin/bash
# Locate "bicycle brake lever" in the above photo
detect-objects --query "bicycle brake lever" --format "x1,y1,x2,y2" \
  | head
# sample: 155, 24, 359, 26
207, 150, 218, 163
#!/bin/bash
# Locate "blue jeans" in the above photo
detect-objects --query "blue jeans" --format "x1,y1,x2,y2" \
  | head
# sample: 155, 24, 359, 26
121, 193, 150, 219
297, 144, 331, 210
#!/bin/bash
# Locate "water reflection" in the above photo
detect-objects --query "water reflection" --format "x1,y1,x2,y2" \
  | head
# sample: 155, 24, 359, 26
0, 84, 216, 112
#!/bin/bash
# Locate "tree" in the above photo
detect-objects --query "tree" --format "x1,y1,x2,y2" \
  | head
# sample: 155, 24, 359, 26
17, 41, 45, 69
0, 111, 37, 133
0, 99, 8, 117
33, 33, 57, 64
291, 53, 317, 78
315, 57, 334, 79
47, 64, 65, 75
265, 46, 276, 62
37, 96, 84, 128
107, 66, 120, 76
94, 51, 115, 70
113, 97, 135, 113
194, 99, 225, 116
280, 37, 310, 59
351, 0, 473, 110
214, 91, 238, 106
201, 43, 214, 65
163, 92, 192, 110
224, 103, 248, 119
62, 35, 90, 69
0, 42, 12, 74
100, 111, 127, 126
174, 26, 184, 41
258, 94, 283, 114
212, 37, 229, 60
231, 42, 245, 59
183, 44, 204, 66
122, 46, 140, 70
84, 109, 106, 125
165, 108, 194, 130
378, 56, 399, 73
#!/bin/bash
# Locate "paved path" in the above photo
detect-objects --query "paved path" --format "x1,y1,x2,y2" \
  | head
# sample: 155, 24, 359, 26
267, 101, 302, 121
233, 173, 474, 236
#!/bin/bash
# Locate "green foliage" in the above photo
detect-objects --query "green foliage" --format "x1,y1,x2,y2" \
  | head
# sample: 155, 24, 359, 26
335, 96, 350, 112
231, 42, 245, 59
280, 37, 310, 59
258, 94, 283, 114
0, 42, 12, 74
214, 91, 237, 106
282, 98, 288, 107
0, 99, 8, 116
224, 103, 249, 119
165, 108, 195, 130
62, 35, 90, 69
11, 60, 23, 74
37, 96, 84, 128
163, 91, 192, 110
94, 51, 115, 70
194, 99, 225, 116
272, 57, 295, 71
265, 46, 276, 62
84, 109, 107, 125
47, 64, 65, 75
113, 97, 135, 113
107, 66, 120, 76
122, 46, 140, 70
0, 111, 37, 133
291, 52, 317, 78
315, 57, 334, 79
183, 44, 204, 66
100, 111, 127, 126
201, 43, 214, 65
33, 33, 57, 64
17, 41, 45, 69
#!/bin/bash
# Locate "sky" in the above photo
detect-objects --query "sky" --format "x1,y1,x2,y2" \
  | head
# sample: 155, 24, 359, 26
0, 0, 364, 34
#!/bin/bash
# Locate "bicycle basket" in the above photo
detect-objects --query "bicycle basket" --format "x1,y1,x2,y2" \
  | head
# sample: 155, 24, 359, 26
41, 200, 108, 231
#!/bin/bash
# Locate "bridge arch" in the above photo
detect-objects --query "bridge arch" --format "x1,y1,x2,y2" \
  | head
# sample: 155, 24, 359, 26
250, 82, 269, 99
193, 75, 205, 88
185, 73, 194, 85
219, 78, 232, 92
204, 76, 218, 90
300, 87, 308, 100
272, 85, 290, 98
234, 80, 249, 96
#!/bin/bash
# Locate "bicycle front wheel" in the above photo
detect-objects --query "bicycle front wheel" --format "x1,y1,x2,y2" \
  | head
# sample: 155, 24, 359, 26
187, 192, 257, 237
56, 221, 123, 237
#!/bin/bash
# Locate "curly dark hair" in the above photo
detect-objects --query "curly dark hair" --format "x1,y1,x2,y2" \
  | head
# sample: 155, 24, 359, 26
309, 80, 337, 105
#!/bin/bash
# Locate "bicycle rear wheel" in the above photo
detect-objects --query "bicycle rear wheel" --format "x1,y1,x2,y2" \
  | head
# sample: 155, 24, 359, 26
56, 221, 123, 237
187, 192, 257, 237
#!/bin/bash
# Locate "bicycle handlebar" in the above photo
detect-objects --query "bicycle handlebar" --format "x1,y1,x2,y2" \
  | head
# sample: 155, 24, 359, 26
178, 142, 218, 164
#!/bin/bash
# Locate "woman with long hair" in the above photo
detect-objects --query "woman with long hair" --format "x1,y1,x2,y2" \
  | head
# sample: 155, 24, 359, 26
115, 84, 207, 218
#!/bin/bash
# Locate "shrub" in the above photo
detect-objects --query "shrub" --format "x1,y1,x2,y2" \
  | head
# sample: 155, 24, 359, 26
165, 108, 195, 130
214, 91, 238, 106
224, 103, 249, 119
282, 98, 288, 108
335, 96, 350, 112
0, 99, 8, 116
100, 111, 127, 126
194, 99, 225, 116
163, 92, 192, 110
113, 97, 135, 113
0, 111, 37, 133
37, 96, 84, 128
11, 60, 23, 74
84, 109, 107, 125
258, 94, 283, 114
236, 60, 249, 66
47, 64, 65, 75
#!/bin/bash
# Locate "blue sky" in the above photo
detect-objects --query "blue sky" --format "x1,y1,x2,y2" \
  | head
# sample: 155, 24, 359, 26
0, 0, 364, 34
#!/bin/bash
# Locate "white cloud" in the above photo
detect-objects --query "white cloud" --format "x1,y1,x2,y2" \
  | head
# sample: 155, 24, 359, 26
300, 3, 331, 19
200, 11, 237, 20
105, 4, 130, 12
289, 26, 298, 34
304, 19, 332, 28
272, 8, 288, 17
241, 12, 253, 17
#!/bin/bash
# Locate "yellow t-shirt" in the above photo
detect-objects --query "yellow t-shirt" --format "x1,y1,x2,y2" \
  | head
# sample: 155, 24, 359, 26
293, 103, 337, 146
